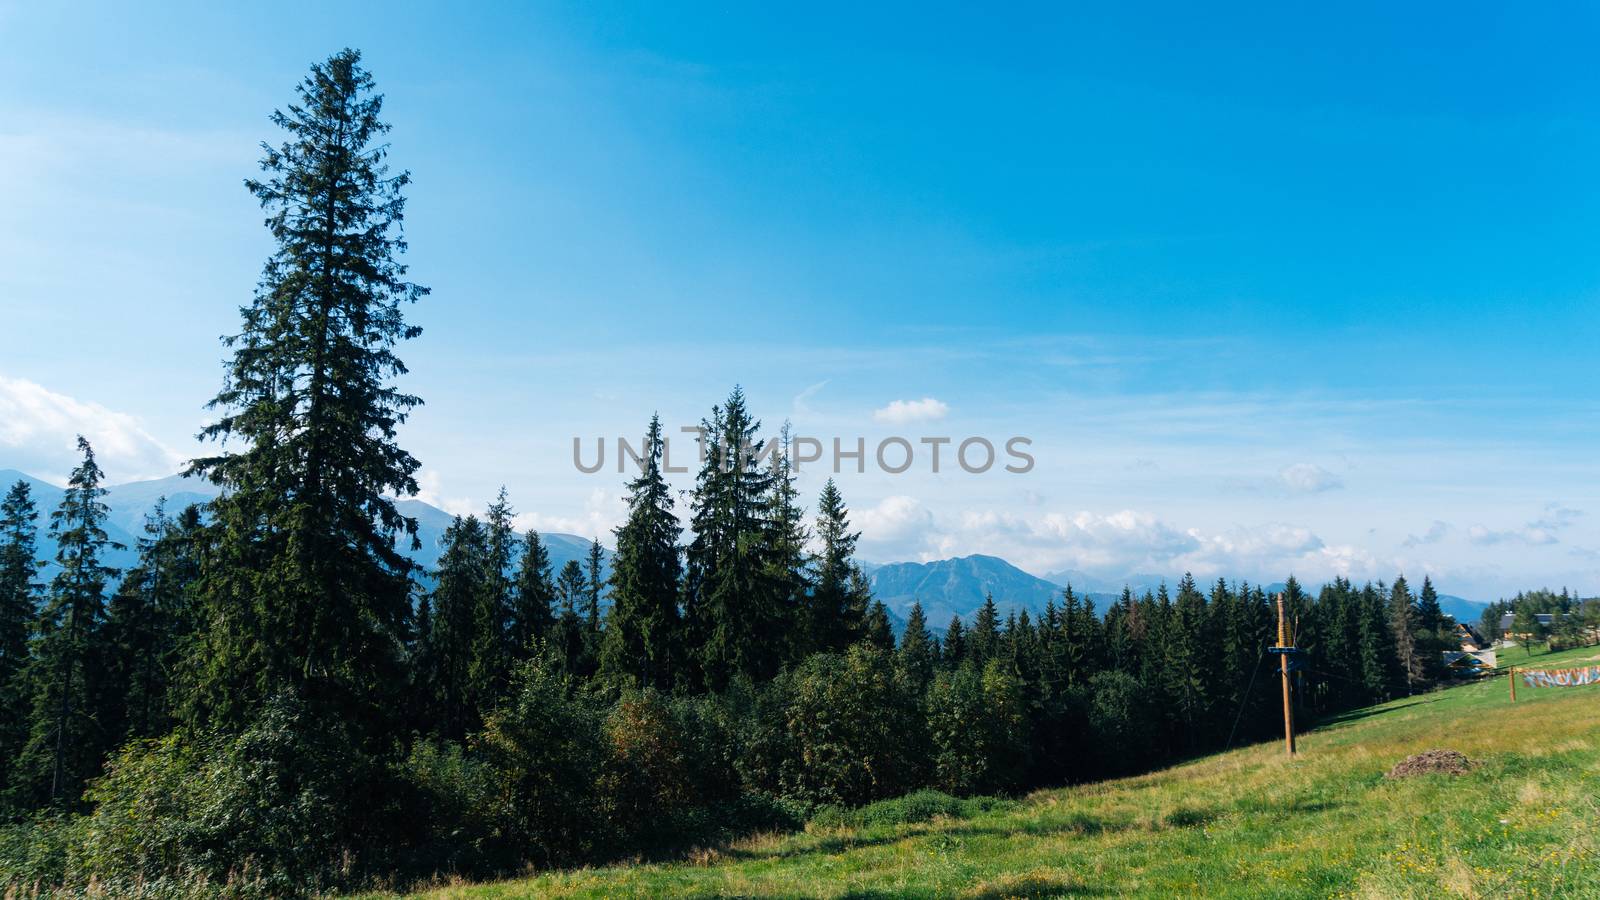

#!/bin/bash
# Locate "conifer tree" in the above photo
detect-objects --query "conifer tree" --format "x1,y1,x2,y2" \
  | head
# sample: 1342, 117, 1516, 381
897, 601, 936, 690
427, 515, 491, 739
1161, 574, 1210, 745
13, 438, 122, 806
809, 478, 868, 653
1416, 575, 1445, 635
510, 531, 556, 660
554, 559, 588, 674
1389, 576, 1422, 694
970, 595, 1002, 666
943, 616, 967, 669
763, 425, 811, 661
863, 600, 894, 652
473, 488, 516, 702
600, 415, 683, 689
103, 500, 178, 742
683, 388, 783, 689
0, 480, 43, 803
584, 538, 604, 635
1357, 581, 1401, 702
183, 49, 426, 741
1055, 586, 1099, 687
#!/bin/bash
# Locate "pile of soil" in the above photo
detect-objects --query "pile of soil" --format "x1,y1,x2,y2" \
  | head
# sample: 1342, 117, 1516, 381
1386, 749, 1472, 778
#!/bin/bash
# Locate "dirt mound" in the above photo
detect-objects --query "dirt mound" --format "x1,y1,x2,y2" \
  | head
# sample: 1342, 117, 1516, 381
1386, 749, 1472, 778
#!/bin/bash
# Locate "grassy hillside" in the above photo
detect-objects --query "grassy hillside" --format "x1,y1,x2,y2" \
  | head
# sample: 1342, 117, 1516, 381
394, 645, 1600, 898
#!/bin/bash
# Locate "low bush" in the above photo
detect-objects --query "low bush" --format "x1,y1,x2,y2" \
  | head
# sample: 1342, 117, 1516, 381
809, 789, 1013, 831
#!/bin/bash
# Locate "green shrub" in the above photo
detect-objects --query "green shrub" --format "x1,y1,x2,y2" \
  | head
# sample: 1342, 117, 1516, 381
73, 692, 404, 897
773, 646, 927, 807
474, 657, 606, 868
0, 812, 86, 893
926, 661, 1029, 795
809, 789, 1013, 831
397, 738, 512, 877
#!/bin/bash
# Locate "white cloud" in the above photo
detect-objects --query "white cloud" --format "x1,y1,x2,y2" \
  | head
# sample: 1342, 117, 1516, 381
413, 469, 479, 517
1278, 463, 1343, 494
1401, 520, 1450, 548
516, 487, 626, 540
1469, 503, 1581, 546
872, 397, 949, 425
0, 375, 182, 482
855, 495, 936, 549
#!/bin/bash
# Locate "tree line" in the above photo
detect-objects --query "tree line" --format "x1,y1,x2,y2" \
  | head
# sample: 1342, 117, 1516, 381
0, 48, 1482, 895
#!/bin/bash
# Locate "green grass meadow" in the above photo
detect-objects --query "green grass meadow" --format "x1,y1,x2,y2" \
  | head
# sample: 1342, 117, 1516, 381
388, 644, 1600, 898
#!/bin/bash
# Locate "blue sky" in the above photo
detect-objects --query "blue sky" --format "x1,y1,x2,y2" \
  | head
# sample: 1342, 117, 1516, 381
2, 2, 1597, 598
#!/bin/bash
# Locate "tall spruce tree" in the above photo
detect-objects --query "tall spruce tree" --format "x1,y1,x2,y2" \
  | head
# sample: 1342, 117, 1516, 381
473, 488, 517, 703
897, 601, 936, 690
1389, 576, 1422, 694
599, 415, 683, 689
426, 515, 491, 739
970, 595, 1002, 666
14, 438, 122, 806
554, 559, 588, 674
863, 600, 894, 652
183, 49, 426, 742
102, 501, 178, 742
584, 538, 604, 635
0, 480, 43, 804
683, 388, 783, 689
763, 425, 811, 662
509, 531, 556, 661
943, 615, 967, 668
809, 478, 867, 653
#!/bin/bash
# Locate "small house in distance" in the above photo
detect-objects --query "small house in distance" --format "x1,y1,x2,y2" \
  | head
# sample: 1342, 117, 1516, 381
1442, 649, 1496, 677
1500, 612, 1565, 640
1455, 622, 1490, 651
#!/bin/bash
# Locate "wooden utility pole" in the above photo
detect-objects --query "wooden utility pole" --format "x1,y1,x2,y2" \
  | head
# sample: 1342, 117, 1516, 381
1276, 593, 1296, 756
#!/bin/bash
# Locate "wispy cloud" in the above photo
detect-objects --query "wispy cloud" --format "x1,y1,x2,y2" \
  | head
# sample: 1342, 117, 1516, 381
1278, 463, 1344, 494
872, 397, 949, 425
1401, 520, 1450, 548
1469, 503, 1581, 546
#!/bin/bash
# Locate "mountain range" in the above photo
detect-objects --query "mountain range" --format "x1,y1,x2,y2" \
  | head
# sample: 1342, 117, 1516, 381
0, 468, 1490, 627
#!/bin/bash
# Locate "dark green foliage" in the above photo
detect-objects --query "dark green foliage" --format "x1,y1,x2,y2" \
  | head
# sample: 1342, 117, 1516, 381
763, 425, 811, 664
768, 646, 925, 807
925, 661, 1028, 795
11, 438, 122, 809
474, 488, 517, 704
1086, 670, 1161, 775
896, 602, 936, 691
75, 692, 405, 896
424, 514, 493, 739
600, 415, 683, 690
475, 656, 605, 868
969, 595, 1001, 666
553, 559, 589, 675
0, 480, 43, 805
807, 478, 868, 655
509, 530, 556, 661
863, 600, 894, 652
809, 789, 1012, 830
182, 48, 425, 742
682, 388, 788, 689
942, 615, 966, 668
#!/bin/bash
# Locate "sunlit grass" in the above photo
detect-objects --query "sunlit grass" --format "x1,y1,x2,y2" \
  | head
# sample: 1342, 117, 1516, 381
380, 643, 1600, 898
